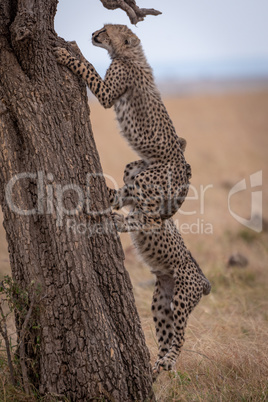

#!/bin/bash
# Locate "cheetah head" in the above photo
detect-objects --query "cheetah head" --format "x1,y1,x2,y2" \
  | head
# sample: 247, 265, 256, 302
92, 24, 141, 58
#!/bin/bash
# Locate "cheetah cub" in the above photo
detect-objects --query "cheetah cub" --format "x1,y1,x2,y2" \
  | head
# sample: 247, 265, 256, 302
54, 24, 191, 232
113, 151, 211, 378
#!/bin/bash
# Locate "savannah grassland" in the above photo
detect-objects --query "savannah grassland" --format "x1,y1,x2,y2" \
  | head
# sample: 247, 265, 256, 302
1, 88, 268, 401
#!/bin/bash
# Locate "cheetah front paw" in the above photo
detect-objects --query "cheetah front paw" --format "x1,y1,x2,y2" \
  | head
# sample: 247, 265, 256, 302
54, 47, 71, 65
112, 212, 127, 232
152, 356, 176, 379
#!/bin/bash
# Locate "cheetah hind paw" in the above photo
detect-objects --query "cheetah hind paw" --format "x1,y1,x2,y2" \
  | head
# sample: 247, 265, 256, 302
152, 356, 176, 380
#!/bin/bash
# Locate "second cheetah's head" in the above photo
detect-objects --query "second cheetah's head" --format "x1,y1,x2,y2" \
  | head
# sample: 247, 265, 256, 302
92, 24, 141, 59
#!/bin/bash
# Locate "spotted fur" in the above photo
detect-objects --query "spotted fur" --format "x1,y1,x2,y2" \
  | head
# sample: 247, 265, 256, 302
54, 25, 210, 378
132, 220, 211, 376
112, 155, 211, 377
54, 24, 191, 231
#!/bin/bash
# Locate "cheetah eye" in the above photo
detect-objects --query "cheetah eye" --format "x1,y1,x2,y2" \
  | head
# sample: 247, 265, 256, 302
125, 39, 129, 45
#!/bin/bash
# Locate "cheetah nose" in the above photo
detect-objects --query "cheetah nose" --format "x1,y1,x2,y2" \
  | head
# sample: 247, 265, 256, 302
93, 35, 100, 44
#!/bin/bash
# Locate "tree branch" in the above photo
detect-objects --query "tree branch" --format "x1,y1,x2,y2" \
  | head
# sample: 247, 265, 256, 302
99, 0, 162, 24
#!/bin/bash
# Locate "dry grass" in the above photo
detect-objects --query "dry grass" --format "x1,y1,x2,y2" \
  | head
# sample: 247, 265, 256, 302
128, 228, 268, 401
1, 89, 268, 400
142, 247, 268, 401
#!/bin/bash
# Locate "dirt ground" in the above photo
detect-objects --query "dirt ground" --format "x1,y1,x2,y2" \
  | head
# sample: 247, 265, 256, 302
1, 89, 268, 400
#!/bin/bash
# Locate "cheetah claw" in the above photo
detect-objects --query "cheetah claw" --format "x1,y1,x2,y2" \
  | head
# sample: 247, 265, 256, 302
153, 356, 175, 376
152, 365, 163, 381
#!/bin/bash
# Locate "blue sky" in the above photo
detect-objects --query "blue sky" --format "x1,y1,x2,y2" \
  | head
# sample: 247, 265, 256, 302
55, 0, 268, 80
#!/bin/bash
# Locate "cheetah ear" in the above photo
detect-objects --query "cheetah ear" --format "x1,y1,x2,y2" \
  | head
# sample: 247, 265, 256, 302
125, 34, 140, 47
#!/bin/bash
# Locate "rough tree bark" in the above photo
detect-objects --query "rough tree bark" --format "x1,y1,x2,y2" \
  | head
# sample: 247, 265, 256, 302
0, 0, 154, 400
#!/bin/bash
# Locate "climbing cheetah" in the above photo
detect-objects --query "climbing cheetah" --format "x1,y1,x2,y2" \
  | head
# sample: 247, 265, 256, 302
113, 153, 211, 377
54, 24, 191, 231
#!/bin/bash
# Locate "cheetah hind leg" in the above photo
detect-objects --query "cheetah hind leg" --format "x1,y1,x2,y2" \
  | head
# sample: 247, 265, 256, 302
107, 184, 135, 210
153, 274, 203, 376
153, 284, 191, 377
123, 160, 148, 185
107, 159, 148, 210
151, 275, 174, 380
112, 168, 166, 232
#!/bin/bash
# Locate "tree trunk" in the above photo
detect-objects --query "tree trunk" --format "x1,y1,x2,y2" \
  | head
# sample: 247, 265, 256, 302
0, 0, 153, 400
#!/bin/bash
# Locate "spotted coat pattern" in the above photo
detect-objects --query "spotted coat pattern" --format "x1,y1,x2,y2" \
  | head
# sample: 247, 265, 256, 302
132, 221, 211, 376
54, 24, 191, 231
112, 157, 211, 377
54, 25, 211, 378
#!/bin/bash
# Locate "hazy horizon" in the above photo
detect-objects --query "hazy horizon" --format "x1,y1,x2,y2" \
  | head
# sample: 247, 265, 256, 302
55, 0, 268, 81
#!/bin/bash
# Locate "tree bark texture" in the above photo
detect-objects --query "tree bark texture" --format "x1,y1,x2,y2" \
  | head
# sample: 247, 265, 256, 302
0, 0, 153, 400
99, 0, 161, 24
